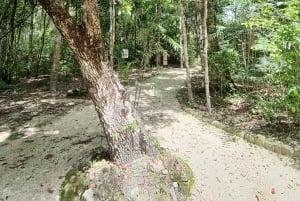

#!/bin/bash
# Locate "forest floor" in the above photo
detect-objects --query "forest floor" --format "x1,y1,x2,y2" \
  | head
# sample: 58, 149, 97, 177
0, 68, 300, 201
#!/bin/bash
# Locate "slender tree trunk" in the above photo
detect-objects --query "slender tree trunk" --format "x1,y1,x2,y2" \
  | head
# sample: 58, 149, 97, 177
196, 12, 203, 66
202, 0, 212, 113
27, 4, 35, 76
156, 0, 161, 67
1, 0, 18, 84
37, 0, 156, 164
109, 0, 115, 68
35, 11, 48, 77
179, 15, 184, 69
50, 28, 62, 92
179, 0, 193, 101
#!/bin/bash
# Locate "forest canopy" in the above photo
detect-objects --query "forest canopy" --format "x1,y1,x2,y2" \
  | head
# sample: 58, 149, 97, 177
0, 0, 299, 131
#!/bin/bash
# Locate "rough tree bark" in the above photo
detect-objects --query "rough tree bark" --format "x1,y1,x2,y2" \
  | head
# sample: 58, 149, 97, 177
38, 0, 155, 164
50, 28, 62, 92
179, 0, 193, 101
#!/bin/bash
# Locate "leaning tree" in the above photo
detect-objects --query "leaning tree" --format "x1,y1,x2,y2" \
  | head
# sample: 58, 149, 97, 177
37, 0, 155, 164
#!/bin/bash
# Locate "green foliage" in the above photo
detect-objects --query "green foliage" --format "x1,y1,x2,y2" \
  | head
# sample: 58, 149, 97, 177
209, 47, 240, 92
120, 119, 138, 130
245, 0, 300, 123
116, 60, 136, 80
0, 80, 6, 90
285, 86, 300, 121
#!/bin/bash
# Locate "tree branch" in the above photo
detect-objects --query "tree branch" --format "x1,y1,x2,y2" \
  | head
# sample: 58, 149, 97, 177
37, 0, 81, 48
81, 0, 102, 37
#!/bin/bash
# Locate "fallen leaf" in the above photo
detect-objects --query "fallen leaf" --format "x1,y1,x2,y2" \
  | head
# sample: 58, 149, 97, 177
255, 194, 260, 201
47, 188, 54, 194
88, 182, 96, 189
271, 188, 275, 194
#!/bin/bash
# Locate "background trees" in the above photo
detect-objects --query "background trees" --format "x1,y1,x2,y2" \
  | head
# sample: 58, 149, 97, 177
0, 0, 299, 139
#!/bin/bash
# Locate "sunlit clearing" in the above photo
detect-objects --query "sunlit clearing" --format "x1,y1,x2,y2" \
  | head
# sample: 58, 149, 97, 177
0, 131, 11, 142
44, 130, 60, 135
23, 127, 39, 138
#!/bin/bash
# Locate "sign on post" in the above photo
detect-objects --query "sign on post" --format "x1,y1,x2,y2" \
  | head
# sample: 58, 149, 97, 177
163, 52, 168, 66
122, 49, 129, 59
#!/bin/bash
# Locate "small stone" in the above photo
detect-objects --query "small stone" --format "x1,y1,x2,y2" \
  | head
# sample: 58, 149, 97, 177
149, 159, 164, 173
44, 154, 54, 160
130, 187, 140, 199
162, 169, 169, 175
254, 135, 266, 146
271, 188, 276, 194
81, 189, 95, 201
47, 188, 54, 193
173, 182, 178, 188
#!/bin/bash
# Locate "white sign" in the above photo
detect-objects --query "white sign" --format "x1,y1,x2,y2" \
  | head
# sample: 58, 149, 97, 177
122, 49, 129, 59
163, 52, 168, 66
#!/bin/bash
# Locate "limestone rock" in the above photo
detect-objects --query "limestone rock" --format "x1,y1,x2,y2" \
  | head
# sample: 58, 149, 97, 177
62, 154, 194, 201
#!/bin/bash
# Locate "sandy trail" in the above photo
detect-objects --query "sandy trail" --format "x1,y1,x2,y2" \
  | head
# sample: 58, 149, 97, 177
0, 102, 106, 201
134, 68, 300, 201
0, 68, 300, 201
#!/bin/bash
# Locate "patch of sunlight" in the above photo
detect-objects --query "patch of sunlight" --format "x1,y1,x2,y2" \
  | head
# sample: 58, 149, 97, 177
41, 99, 57, 104
0, 131, 11, 142
44, 130, 60, 135
165, 86, 175, 91
23, 127, 39, 138
15, 100, 29, 105
66, 102, 75, 106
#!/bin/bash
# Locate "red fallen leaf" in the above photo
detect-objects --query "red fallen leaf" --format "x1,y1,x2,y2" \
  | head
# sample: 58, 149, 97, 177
117, 163, 128, 169
152, 158, 158, 164
271, 188, 276, 194
255, 194, 260, 201
88, 182, 96, 189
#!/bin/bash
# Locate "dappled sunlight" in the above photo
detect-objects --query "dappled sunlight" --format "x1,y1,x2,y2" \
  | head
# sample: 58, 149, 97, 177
165, 86, 176, 91
22, 127, 40, 138
0, 130, 11, 143
40, 99, 57, 104
0, 101, 106, 201
43, 130, 60, 135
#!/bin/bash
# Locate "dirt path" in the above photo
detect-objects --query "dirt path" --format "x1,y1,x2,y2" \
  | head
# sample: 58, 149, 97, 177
0, 102, 107, 201
134, 68, 300, 201
1, 68, 300, 201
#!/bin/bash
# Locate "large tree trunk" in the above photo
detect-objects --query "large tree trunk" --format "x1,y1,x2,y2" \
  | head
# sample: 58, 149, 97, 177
38, 0, 153, 164
179, 0, 193, 101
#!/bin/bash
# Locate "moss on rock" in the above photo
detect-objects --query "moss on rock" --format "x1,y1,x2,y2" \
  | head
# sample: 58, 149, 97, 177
163, 153, 195, 199
60, 169, 89, 201
60, 154, 194, 201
